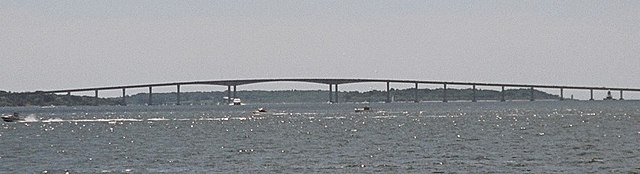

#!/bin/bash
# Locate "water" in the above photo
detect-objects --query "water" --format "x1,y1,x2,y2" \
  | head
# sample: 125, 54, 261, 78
1, 101, 639, 173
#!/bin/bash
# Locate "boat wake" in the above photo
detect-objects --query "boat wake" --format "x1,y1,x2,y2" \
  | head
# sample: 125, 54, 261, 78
19, 114, 40, 122
40, 118, 144, 123
11, 111, 406, 123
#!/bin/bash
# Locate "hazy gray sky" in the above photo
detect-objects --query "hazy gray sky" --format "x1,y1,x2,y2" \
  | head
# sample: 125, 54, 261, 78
1, 1, 639, 98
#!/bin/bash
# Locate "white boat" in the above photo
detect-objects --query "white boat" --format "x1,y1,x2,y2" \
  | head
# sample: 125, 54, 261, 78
230, 98, 244, 105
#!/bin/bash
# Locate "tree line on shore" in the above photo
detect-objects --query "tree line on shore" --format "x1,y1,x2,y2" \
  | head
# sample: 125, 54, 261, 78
0, 91, 121, 107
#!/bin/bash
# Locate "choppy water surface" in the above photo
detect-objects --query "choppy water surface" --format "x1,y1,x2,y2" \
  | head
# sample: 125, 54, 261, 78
1, 101, 639, 173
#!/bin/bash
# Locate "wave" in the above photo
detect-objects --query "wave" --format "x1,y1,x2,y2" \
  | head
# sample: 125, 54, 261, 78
147, 117, 169, 121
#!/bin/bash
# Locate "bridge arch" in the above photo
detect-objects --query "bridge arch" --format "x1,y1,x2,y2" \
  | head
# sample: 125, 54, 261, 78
201, 79, 398, 104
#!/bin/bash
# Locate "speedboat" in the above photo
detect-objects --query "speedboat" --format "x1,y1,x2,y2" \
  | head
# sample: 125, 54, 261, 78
2, 113, 23, 122
252, 108, 268, 115
354, 106, 371, 113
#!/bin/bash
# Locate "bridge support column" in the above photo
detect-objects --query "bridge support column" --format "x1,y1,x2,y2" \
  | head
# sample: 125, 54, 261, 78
620, 90, 624, 100
530, 87, 535, 101
227, 85, 232, 104
501, 86, 505, 102
386, 82, 391, 103
329, 84, 333, 103
176, 85, 181, 105
148, 86, 153, 105
560, 88, 564, 101
233, 85, 237, 99
122, 88, 127, 106
94, 90, 99, 106
443, 84, 448, 102
414, 83, 419, 103
472, 85, 477, 102
334, 84, 339, 103
590, 89, 594, 100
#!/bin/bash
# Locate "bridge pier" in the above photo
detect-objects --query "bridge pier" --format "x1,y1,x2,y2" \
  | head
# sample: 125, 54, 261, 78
386, 82, 391, 103
148, 86, 153, 105
590, 89, 594, 100
501, 86, 505, 102
530, 87, 535, 101
443, 84, 448, 102
334, 84, 339, 103
328, 84, 333, 103
122, 88, 126, 106
176, 85, 181, 105
233, 85, 237, 100
472, 85, 477, 102
94, 90, 99, 106
560, 88, 564, 101
620, 90, 624, 100
414, 83, 419, 103
227, 85, 231, 104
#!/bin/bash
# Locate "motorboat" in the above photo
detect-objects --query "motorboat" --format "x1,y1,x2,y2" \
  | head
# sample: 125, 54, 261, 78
252, 108, 268, 115
230, 98, 243, 105
354, 106, 371, 113
2, 113, 23, 122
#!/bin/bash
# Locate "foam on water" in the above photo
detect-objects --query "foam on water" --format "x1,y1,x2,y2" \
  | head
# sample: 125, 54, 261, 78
21, 114, 40, 122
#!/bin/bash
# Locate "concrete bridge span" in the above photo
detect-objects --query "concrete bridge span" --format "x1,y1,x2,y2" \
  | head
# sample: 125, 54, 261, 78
40, 78, 640, 105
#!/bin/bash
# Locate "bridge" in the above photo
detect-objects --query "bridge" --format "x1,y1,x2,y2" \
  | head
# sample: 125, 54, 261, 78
40, 78, 640, 105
